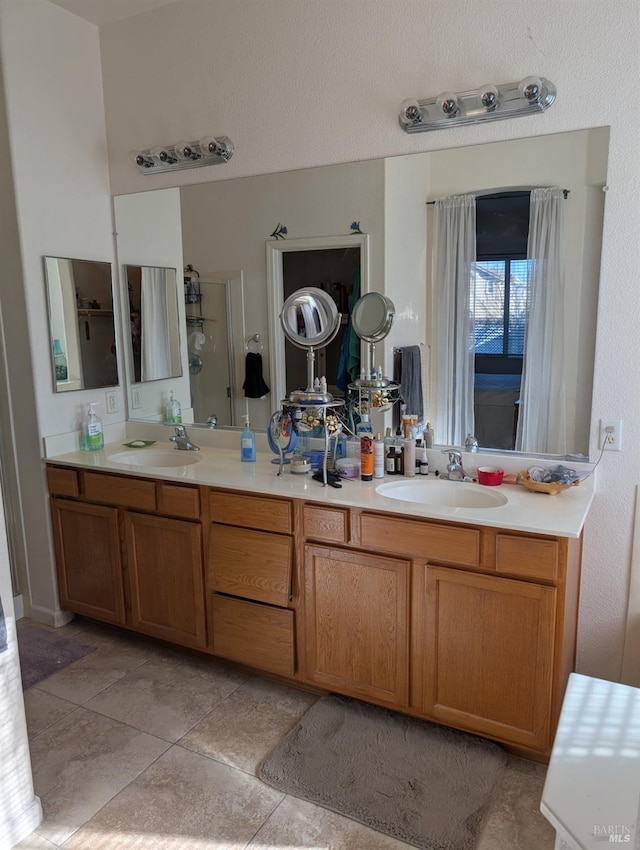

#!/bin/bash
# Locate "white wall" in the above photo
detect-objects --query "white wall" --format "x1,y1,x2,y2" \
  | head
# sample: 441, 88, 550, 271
0, 0, 125, 621
0, 0, 638, 682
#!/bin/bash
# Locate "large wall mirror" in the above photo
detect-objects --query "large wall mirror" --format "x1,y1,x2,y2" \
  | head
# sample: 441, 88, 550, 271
44, 256, 119, 392
125, 264, 182, 383
114, 126, 609, 459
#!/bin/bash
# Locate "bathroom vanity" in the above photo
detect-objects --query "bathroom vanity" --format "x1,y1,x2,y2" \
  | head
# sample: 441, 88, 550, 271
45, 445, 593, 760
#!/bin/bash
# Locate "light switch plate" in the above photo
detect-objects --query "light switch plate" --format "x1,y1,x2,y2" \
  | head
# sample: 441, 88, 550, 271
131, 387, 142, 410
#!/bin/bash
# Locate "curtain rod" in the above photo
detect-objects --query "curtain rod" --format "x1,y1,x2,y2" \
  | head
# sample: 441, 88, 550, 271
426, 188, 570, 205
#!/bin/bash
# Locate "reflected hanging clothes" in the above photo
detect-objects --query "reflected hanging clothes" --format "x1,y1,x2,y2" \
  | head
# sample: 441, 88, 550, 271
243, 352, 270, 398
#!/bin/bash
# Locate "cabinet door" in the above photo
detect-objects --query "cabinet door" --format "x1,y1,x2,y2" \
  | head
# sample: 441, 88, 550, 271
304, 545, 410, 706
51, 497, 125, 625
124, 513, 206, 650
422, 565, 556, 750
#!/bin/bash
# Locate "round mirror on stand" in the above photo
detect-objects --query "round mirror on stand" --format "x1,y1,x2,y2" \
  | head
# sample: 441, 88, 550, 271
275, 287, 344, 484
280, 287, 341, 404
349, 292, 401, 416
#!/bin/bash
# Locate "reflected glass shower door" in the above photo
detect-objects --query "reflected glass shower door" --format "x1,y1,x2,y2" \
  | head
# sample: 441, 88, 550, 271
186, 278, 235, 426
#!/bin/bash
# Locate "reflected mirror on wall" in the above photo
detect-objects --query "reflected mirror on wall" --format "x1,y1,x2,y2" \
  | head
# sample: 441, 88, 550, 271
44, 256, 119, 392
114, 127, 608, 458
125, 265, 182, 384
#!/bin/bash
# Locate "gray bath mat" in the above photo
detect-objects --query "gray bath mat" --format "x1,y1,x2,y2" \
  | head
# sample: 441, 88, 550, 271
258, 694, 506, 850
18, 624, 96, 689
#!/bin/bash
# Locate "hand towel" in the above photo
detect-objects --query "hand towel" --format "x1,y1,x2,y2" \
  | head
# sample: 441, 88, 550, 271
243, 352, 270, 398
398, 346, 424, 421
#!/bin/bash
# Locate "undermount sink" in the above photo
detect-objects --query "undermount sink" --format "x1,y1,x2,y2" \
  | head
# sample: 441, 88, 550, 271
108, 449, 202, 468
375, 479, 508, 509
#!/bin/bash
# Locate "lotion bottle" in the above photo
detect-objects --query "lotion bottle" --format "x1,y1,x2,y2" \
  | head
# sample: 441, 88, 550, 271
80, 402, 104, 452
165, 390, 182, 424
373, 433, 385, 479
240, 415, 256, 462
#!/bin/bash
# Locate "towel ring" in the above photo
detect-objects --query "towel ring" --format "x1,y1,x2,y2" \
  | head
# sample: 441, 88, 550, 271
245, 333, 263, 353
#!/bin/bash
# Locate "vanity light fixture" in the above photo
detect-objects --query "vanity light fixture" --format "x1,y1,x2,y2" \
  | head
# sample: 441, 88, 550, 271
129, 135, 234, 174
399, 76, 556, 133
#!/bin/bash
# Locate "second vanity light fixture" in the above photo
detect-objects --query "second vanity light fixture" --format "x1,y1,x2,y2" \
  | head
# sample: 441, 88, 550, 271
129, 135, 234, 174
399, 76, 556, 133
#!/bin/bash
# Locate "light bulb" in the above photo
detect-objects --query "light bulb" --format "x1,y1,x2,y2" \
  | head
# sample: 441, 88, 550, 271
128, 149, 152, 168
399, 98, 423, 126
518, 76, 543, 102
436, 92, 459, 117
198, 136, 221, 157
479, 84, 499, 110
174, 141, 198, 160
150, 146, 176, 165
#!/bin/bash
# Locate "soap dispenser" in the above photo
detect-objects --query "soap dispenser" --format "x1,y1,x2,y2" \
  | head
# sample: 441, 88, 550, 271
80, 402, 104, 452
240, 415, 256, 462
165, 390, 182, 424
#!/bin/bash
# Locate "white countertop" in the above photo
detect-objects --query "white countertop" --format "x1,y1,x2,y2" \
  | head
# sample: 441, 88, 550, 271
45, 440, 596, 538
541, 673, 640, 849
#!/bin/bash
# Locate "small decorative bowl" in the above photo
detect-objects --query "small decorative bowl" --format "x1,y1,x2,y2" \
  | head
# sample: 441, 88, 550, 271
518, 470, 580, 495
477, 466, 504, 486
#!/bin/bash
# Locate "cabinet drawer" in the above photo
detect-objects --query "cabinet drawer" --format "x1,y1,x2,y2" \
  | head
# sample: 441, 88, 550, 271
496, 535, 559, 581
359, 512, 480, 567
47, 466, 79, 497
211, 594, 295, 677
83, 471, 157, 511
209, 490, 292, 533
158, 483, 201, 519
303, 505, 348, 543
208, 523, 293, 607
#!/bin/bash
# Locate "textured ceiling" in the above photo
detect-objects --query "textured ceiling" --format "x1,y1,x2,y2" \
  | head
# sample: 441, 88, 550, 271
46, 0, 182, 25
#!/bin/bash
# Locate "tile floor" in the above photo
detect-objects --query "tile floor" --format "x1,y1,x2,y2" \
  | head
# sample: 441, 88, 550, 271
15, 619, 557, 850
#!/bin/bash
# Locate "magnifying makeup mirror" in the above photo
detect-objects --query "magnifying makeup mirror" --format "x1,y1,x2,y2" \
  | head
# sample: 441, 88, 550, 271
280, 287, 341, 403
350, 292, 395, 386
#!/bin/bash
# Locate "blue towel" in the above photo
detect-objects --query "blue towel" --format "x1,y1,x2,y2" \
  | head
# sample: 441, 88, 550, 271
398, 346, 423, 422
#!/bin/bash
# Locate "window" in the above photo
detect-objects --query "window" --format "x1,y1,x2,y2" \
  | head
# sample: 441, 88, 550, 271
474, 193, 531, 375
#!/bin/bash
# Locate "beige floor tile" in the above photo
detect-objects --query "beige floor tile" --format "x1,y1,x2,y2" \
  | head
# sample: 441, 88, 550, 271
23, 687, 78, 738
35, 629, 160, 705
477, 754, 556, 850
83, 652, 248, 742
180, 676, 318, 774
30, 707, 169, 846
60, 744, 284, 850
247, 794, 416, 849
12, 833, 59, 850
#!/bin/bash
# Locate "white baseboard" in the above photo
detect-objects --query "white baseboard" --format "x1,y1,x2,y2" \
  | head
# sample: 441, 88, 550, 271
28, 604, 75, 628
12, 594, 23, 621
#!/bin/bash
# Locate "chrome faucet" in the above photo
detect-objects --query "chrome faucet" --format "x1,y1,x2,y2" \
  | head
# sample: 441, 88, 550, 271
439, 450, 473, 481
170, 425, 200, 451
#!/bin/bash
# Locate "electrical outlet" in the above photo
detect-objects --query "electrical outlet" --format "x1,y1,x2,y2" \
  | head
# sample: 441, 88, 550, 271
105, 390, 119, 414
600, 418, 623, 451
131, 387, 143, 410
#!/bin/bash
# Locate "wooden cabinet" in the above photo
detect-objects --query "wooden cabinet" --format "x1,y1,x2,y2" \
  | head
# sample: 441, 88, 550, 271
47, 463, 582, 758
51, 497, 126, 626
419, 565, 556, 750
206, 489, 296, 675
304, 544, 410, 707
124, 512, 206, 650
48, 468, 206, 651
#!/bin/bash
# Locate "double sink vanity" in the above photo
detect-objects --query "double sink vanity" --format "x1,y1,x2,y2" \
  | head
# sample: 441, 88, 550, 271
45, 438, 594, 761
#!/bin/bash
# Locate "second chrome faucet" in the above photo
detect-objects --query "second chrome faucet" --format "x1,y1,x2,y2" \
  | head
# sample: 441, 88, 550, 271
439, 450, 473, 481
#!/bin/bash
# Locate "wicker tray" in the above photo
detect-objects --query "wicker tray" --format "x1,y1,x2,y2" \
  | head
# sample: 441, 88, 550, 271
518, 470, 581, 496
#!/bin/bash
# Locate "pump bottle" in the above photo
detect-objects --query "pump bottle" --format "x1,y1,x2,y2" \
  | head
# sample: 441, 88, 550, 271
240, 415, 256, 462
81, 402, 104, 451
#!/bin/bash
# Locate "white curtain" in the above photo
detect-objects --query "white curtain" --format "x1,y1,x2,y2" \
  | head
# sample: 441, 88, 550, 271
140, 266, 172, 381
516, 187, 566, 454
433, 195, 476, 446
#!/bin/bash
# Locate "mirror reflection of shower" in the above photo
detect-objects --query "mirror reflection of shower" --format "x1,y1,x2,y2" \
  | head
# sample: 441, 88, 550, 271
184, 274, 236, 426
